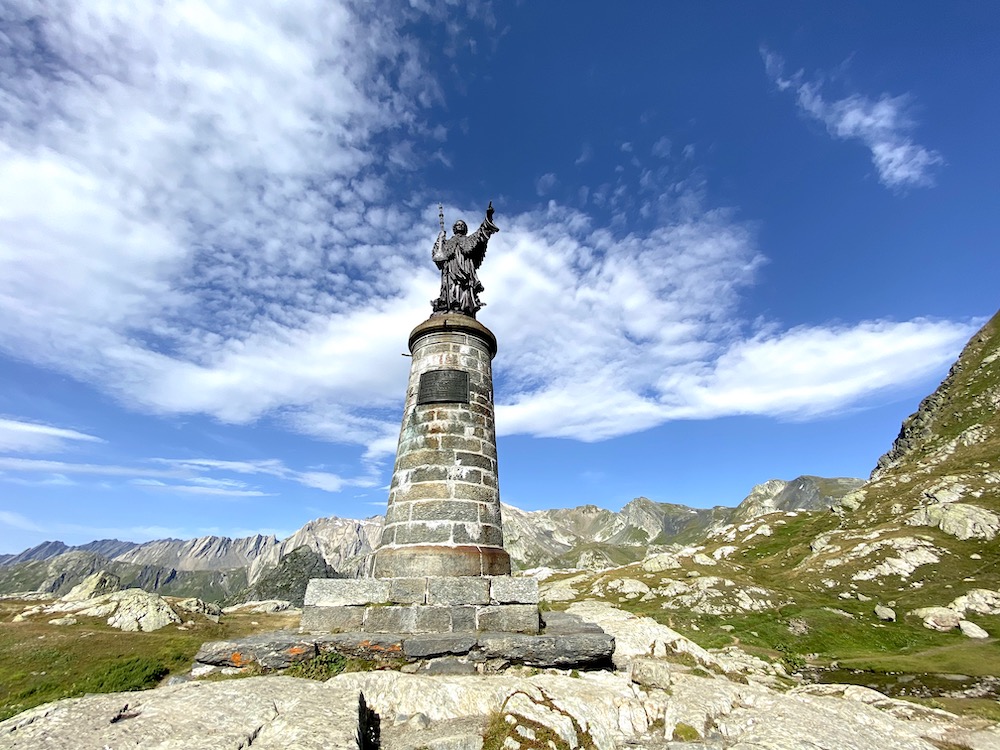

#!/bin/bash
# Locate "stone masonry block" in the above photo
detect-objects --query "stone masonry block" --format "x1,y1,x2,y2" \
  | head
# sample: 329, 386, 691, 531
454, 452, 493, 471
387, 577, 427, 605
451, 605, 477, 632
476, 604, 540, 634
440, 435, 483, 452
363, 605, 417, 633
403, 633, 477, 659
393, 522, 452, 545
452, 523, 503, 546
398, 449, 453, 471
413, 606, 456, 633
452, 482, 496, 503
427, 577, 490, 606
304, 578, 389, 607
479, 502, 500, 526
490, 577, 539, 605
394, 481, 450, 501
409, 499, 479, 523
300, 605, 365, 633
408, 466, 449, 483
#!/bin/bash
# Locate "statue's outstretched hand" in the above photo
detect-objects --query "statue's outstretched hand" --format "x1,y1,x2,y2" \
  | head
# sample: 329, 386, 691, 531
486, 201, 494, 223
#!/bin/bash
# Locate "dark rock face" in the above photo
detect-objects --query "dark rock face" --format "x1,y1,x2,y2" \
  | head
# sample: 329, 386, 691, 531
871, 364, 962, 480
871, 310, 1000, 481
232, 546, 339, 607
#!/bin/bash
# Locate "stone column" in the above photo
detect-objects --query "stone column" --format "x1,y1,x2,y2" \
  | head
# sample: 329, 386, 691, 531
372, 313, 511, 578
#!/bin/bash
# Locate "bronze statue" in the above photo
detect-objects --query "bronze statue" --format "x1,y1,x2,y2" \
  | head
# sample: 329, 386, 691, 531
431, 202, 498, 318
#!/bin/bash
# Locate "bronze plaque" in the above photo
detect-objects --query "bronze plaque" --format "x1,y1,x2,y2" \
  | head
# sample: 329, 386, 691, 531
417, 369, 469, 405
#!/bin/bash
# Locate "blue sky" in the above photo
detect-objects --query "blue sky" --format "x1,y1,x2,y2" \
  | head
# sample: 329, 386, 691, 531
1, 1, 997, 554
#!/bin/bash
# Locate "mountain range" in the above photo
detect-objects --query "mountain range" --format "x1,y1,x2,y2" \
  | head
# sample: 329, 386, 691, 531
0, 475, 860, 603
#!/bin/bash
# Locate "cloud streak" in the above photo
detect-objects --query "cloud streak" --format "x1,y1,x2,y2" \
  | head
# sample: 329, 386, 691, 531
0, 418, 103, 453
762, 48, 943, 189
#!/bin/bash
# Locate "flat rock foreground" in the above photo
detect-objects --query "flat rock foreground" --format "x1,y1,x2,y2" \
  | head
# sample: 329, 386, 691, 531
2, 603, 999, 750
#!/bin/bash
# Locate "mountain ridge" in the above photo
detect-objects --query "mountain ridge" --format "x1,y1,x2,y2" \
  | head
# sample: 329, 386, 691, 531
0, 474, 860, 600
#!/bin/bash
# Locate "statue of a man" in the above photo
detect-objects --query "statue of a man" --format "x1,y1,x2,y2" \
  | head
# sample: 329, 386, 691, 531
431, 202, 499, 318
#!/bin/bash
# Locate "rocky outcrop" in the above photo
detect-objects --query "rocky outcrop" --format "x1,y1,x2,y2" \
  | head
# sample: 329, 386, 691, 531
14, 587, 182, 632
61, 570, 121, 601
0, 677, 369, 750
233, 546, 339, 606
907, 502, 1000, 540
730, 476, 865, 524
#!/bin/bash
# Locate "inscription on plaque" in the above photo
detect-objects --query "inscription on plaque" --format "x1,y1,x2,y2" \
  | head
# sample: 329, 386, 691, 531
417, 369, 470, 405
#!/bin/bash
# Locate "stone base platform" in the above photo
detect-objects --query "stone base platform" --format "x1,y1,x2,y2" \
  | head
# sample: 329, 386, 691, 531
301, 576, 540, 635
193, 611, 614, 675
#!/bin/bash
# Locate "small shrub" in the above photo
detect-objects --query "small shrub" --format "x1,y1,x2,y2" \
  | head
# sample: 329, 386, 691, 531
672, 722, 701, 741
285, 651, 348, 681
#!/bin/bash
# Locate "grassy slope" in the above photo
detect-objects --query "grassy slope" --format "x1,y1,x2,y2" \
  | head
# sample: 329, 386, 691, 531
0, 597, 298, 721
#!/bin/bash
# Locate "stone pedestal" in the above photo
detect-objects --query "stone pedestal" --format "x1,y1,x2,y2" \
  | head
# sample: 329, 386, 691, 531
301, 313, 535, 637
371, 314, 511, 578
300, 576, 540, 635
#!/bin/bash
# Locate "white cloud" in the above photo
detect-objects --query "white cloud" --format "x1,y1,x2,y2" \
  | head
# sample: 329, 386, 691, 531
0, 510, 44, 532
535, 172, 558, 196
0, 418, 103, 453
153, 457, 367, 493
0, 454, 366, 497
0, 458, 180, 478
130, 478, 272, 498
651, 137, 672, 158
762, 49, 943, 189
668, 319, 976, 420
0, 0, 434, 453
486, 204, 976, 440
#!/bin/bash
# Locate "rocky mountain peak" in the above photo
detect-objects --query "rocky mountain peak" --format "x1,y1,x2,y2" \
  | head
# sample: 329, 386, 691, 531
872, 309, 1000, 481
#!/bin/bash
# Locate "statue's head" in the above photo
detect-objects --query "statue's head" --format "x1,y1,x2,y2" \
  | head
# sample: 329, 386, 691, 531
452, 220, 468, 236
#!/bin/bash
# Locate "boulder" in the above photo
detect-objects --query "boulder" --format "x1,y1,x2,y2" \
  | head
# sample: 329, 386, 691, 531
959, 620, 990, 639
14, 587, 181, 632
874, 605, 897, 622
103, 590, 182, 632
175, 598, 224, 621
950, 589, 1000, 616
910, 606, 962, 632
908, 503, 1000, 541
60, 571, 121, 602
640, 552, 681, 572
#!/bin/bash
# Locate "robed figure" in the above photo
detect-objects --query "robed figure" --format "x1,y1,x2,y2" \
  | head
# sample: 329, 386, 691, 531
431, 203, 498, 318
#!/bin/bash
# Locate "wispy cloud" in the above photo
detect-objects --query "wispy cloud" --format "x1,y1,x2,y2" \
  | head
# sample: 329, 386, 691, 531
152, 457, 373, 493
0, 510, 44, 532
130, 478, 272, 498
762, 48, 943, 189
0, 455, 368, 496
535, 172, 558, 196
0, 418, 103, 453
